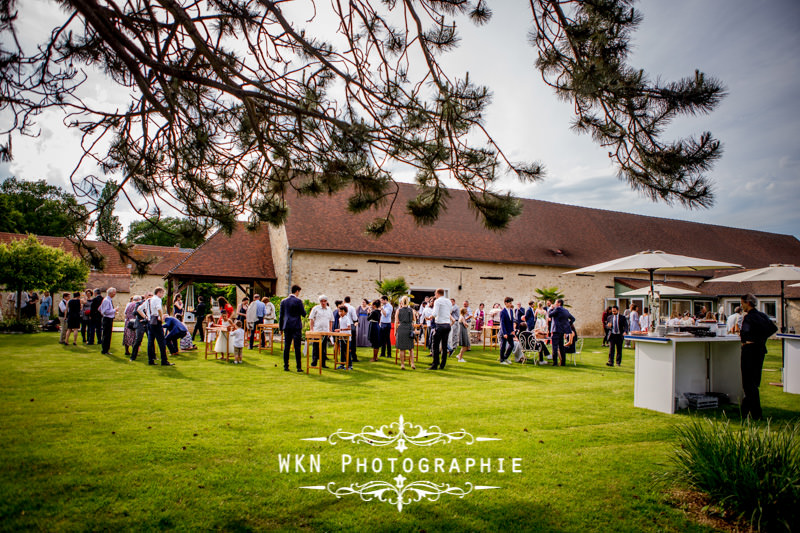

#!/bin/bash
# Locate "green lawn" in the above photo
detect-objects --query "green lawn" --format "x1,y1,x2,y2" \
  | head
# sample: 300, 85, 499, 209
0, 333, 797, 532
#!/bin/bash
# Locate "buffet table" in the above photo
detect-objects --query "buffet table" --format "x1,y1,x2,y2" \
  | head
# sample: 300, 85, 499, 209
627, 335, 743, 414
777, 333, 800, 394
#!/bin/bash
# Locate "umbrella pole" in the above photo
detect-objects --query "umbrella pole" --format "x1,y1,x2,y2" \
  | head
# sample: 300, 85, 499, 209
649, 269, 655, 332
781, 280, 786, 371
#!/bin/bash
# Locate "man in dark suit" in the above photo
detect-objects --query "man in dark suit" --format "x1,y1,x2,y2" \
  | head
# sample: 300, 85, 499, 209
606, 305, 628, 366
548, 299, 575, 366
280, 284, 306, 372
498, 297, 515, 365
87, 288, 103, 345
739, 293, 778, 420
524, 301, 536, 332
192, 296, 207, 341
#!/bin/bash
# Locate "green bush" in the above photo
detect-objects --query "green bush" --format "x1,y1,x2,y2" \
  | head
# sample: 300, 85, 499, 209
665, 417, 799, 531
0, 317, 41, 333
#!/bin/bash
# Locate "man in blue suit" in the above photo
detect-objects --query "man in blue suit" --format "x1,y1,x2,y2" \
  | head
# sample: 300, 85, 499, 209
524, 300, 536, 332
499, 297, 515, 365
280, 285, 306, 372
548, 299, 576, 366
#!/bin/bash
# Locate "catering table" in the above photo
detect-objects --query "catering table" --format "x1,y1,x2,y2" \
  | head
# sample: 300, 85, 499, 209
628, 334, 742, 414
777, 333, 800, 394
255, 323, 281, 354
482, 325, 499, 350
304, 331, 352, 374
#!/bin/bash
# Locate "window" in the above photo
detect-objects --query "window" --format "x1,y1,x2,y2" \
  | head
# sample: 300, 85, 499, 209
672, 299, 692, 317
760, 299, 778, 321
659, 299, 671, 320
605, 298, 619, 309
693, 300, 713, 317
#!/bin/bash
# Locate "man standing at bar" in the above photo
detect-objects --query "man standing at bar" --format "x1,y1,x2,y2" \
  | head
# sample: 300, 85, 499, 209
99, 288, 119, 355
739, 293, 778, 420
280, 285, 306, 372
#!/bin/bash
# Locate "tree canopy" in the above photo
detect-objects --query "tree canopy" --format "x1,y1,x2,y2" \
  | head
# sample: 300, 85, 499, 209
0, 177, 89, 238
0, 235, 89, 318
126, 217, 210, 248
0, 0, 724, 240
96, 180, 123, 242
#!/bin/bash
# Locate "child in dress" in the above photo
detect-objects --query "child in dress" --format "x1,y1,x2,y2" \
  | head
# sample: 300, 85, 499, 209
335, 305, 353, 370
204, 314, 216, 343
230, 320, 245, 364
214, 310, 232, 359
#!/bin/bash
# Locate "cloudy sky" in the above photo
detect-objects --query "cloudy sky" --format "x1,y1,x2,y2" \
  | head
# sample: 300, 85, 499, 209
2, 0, 799, 239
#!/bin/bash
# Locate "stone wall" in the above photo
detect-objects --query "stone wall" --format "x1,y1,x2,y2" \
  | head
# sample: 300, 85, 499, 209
129, 275, 166, 299
285, 250, 639, 337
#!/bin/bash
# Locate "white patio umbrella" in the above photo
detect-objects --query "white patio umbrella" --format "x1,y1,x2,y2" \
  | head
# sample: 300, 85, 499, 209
619, 284, 700, 297
706, 264, 800, 335
565, 250, 741, 330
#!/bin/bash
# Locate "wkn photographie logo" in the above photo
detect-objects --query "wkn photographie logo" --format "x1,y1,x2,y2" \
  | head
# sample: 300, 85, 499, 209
277, 415, 523, 512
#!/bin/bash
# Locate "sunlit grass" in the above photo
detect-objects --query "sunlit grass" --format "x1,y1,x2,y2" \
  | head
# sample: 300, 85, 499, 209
0, 332, 797, 531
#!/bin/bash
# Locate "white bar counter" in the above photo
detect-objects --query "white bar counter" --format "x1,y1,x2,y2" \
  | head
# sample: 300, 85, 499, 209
777, 334, 800, 394
626, 335, 743, 414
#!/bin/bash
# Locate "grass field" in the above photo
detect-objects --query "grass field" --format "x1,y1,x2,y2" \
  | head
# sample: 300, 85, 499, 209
0, 332, 797, 532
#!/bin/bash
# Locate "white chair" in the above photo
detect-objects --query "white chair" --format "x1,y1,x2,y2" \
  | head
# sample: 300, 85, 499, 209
517, 331, 538, 364
569, 337, 584, 366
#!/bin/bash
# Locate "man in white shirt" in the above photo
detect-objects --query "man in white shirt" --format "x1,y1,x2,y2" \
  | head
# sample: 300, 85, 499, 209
309, 295, 334, 368
144, 287, 173, 366
99, 287, 119, 355
430, 288, 452, 370
58, 292, 70, 344
378, 296, 393, 358
727, 306, 742, 334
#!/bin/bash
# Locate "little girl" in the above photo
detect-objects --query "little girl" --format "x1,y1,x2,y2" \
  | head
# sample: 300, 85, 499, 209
203, 314, 216, 344
214, 310, 232, 359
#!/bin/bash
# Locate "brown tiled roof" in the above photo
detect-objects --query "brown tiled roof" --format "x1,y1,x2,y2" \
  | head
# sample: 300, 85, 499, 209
283, 183, 800, 269
128, 244, 192, 276
0, 232, 192, 284
699, 280, 800, 299
168, 222, 275, 281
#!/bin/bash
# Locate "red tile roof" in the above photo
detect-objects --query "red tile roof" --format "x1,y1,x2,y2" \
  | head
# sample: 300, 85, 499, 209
128, 244, 192, 276
0, 232, 191, 288
168, 222, 275, 281
282, 183, 800, 269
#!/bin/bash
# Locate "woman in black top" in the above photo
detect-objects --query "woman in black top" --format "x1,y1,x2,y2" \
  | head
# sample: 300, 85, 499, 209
368, 300, 382, 362
66, 291, 82, 345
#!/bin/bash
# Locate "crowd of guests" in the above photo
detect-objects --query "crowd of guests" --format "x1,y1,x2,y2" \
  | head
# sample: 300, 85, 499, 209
270, 287, 583, 372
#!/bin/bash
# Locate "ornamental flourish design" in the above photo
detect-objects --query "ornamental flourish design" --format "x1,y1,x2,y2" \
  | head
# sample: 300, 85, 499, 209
301, 415, 499, 453
301, 476, 500, 512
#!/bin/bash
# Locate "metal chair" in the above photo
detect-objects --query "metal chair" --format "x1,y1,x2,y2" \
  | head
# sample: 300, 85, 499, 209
517, 331, 537, 364
568, 337, 584, 366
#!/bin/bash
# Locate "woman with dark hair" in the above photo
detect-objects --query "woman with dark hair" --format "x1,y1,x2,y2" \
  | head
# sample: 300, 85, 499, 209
357, 299, 371, 347
218, 296, 234, 317
173, 294, 184, 321
368, 300, 382, 362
